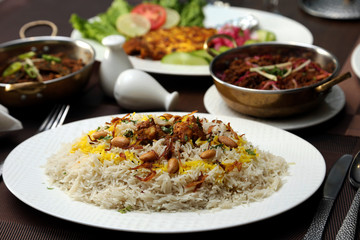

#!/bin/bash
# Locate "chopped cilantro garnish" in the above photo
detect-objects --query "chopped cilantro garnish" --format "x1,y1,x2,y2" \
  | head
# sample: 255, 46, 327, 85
124, 130, 134, 138
100, 135, 113, 140
245, 148, 256, 155
196, 116, 203, 129
210, 143, 224, 149
118, 205, 132, 214
161, 126, 173, 135
263, 66, 287, 77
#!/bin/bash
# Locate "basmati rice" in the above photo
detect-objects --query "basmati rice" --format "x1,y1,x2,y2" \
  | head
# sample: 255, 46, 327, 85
45, 112, 288, 212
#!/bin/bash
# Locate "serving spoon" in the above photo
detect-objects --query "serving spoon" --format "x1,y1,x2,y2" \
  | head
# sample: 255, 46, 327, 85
336, 151, 360, 240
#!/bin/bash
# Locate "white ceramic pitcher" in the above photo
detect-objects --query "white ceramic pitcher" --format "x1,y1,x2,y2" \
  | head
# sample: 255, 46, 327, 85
99, 35, 133, 97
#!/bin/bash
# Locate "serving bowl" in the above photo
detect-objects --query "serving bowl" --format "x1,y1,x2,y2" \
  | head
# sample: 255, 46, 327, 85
208, 41, 350, 118
0, 36, 95, 107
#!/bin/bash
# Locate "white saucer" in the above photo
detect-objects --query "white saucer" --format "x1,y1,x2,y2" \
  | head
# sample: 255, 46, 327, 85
351, 43, 360, 79
204, 85, 345, 130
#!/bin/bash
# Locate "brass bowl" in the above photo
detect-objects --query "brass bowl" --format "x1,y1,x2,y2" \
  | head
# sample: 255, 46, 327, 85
208, 42, 350, 118
0, 36, 95, 107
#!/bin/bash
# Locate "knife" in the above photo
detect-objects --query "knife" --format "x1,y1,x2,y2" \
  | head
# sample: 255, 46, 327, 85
303, 154, 353, 240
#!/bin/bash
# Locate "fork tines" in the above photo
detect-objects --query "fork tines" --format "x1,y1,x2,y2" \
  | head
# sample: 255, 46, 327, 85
38, 104, 70, 133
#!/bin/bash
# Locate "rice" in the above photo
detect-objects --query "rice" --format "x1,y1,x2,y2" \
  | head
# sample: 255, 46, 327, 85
45, 112, 288, 212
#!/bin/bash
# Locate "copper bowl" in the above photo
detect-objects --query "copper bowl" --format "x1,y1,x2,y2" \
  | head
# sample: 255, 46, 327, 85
0, 36, 95, 107
208, 41, 351, 118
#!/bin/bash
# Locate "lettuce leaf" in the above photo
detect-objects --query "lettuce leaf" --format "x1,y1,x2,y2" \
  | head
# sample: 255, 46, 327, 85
70, 14, 119, 43
70, 0, 206, 43
179, 0, 206, 27
98, 0, 132, 28
70, 0, 131, 43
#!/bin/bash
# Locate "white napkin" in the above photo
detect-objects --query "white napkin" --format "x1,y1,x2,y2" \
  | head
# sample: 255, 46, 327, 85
0, 104, 23, 132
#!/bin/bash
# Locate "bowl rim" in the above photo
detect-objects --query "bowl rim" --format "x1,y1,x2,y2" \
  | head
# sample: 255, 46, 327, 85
209, 41, 340, 94
0, 36, 96, 87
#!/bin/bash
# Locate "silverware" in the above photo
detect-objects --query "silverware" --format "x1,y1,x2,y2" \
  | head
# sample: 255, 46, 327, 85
38, 104, 70, 132
336, 151, 360, 240
303, 154, 353, 240
0, 104, 70, 180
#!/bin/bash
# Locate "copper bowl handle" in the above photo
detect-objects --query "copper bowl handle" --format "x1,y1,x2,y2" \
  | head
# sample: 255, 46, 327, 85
5, 82, 45, 94
204, 34, 237, 57
315, 72, 352, 93
19, 20, 58, 39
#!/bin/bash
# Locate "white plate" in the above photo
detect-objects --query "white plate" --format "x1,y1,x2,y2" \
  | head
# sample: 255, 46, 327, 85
351, 44, 360, 79
70, 5, 313, 76
3, 112, 325, 233
204, 85, 345, 130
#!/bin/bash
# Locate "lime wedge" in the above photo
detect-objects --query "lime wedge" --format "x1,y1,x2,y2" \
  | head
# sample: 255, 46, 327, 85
116, 13, 151, 37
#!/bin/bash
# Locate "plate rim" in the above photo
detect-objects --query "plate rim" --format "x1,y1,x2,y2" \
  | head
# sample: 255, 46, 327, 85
351, 43, 360, 79
204, 85, 345, 130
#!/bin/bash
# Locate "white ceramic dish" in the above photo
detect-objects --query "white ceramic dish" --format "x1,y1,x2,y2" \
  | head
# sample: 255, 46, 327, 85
204, 85, 345, 130
70, 5, 313, 76
351, 43, 360, 79
3, 112, 325, 233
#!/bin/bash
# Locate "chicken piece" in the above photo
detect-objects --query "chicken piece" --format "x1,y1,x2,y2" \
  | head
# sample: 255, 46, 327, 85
173, 115, 206, 143
135, 118, 166, 144
123, 26, 217, 60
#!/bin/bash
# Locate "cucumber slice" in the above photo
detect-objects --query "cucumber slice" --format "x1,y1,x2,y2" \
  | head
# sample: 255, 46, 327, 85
190, 50, 213, 62
161, 52, 208, 65
116, 13, 151, 37
162, 8, 180, 29
256, 29, 276, 42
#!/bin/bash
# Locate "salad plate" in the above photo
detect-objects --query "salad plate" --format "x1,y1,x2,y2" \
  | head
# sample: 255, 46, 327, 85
70, 4, 313, 76
204, 85, 345, 130
3, 112, 325, 233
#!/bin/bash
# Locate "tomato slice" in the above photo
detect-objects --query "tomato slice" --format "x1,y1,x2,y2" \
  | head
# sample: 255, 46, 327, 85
131, 3, 167, 30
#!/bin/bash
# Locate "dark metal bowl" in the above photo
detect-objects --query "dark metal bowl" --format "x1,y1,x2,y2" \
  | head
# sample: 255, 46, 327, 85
208, 41, 350, 118
0, 36, 95, 107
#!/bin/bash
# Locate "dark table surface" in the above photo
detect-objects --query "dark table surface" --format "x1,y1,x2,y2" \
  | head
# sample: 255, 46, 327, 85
1, 0, 360, 239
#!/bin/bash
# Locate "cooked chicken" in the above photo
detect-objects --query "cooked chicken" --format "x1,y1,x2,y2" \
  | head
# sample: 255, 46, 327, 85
123, 26, 217, 60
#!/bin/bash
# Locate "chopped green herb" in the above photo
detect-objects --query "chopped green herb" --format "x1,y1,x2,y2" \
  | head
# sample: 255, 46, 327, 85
196, 116, 203, 129
124, 130, 134, 138
263, 66, 287, 77
245, 148, 256, 155
118, 205, 132, 213
161, 126, 173, 135
99, 135, 113, 140
211, 143, 224, 149
47, 187, 54, 190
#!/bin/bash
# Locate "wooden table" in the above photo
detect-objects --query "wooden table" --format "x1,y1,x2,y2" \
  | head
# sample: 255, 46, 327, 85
1, 0, 360, 239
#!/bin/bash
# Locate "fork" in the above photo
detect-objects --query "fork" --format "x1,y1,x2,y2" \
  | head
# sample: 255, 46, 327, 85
0, 104, 70, 180
38, 104, 70, 132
